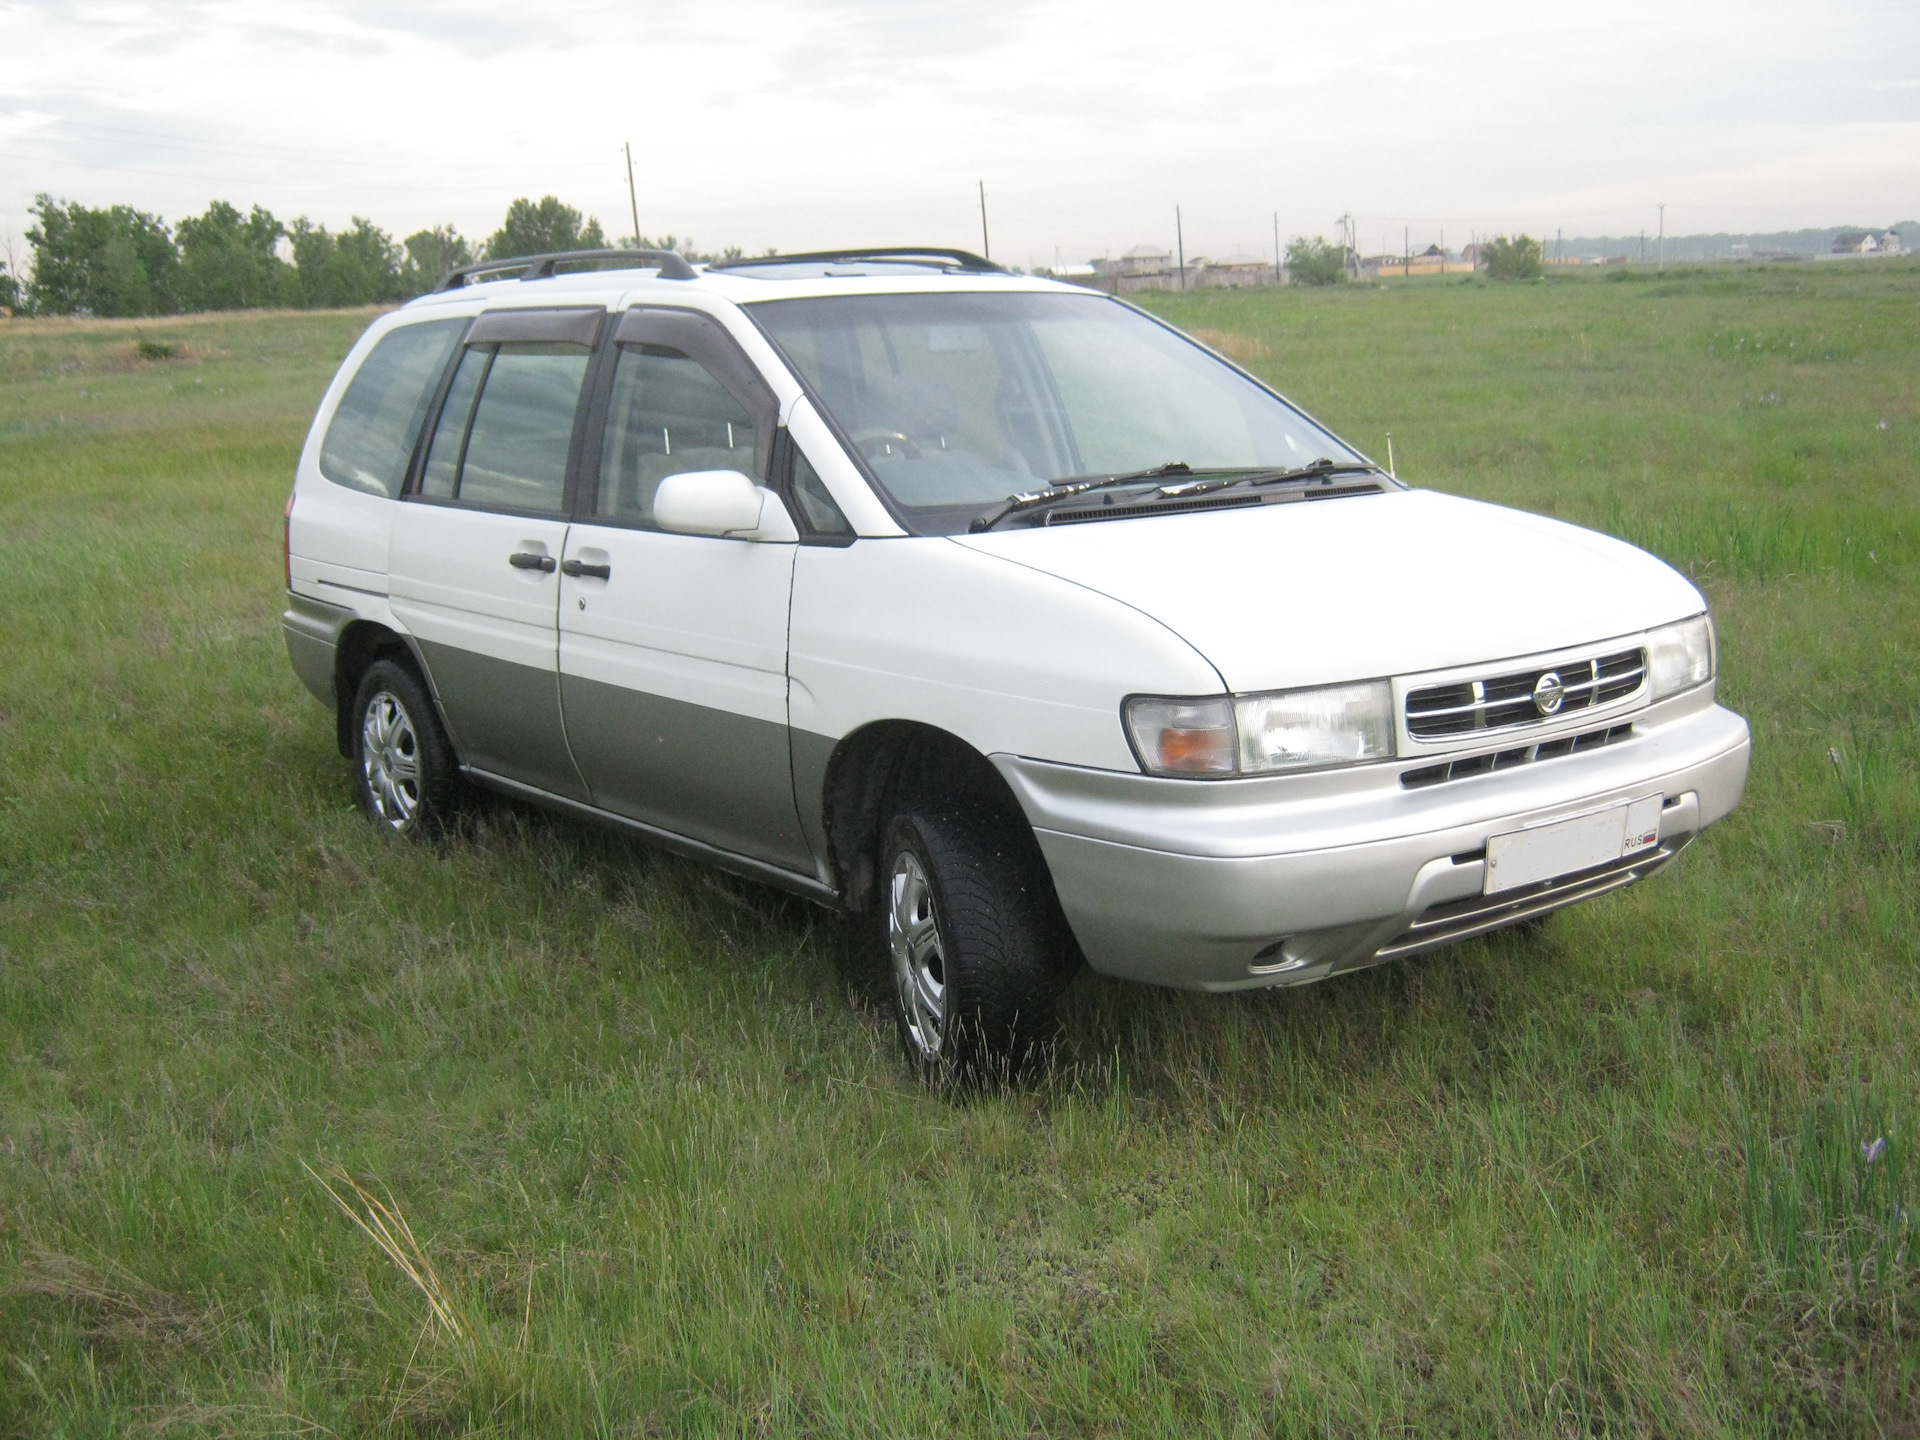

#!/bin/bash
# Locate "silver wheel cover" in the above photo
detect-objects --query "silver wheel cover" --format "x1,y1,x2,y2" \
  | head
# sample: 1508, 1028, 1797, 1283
361, 690, 422, 830
888, 849, 946, 1060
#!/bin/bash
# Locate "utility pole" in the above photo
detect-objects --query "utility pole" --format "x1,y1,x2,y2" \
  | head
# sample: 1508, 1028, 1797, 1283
1273, 211, 1282, 284
978, 180, 990, 260
1556, 226, 1563, 266
1656, 202, 1665, 270
1175, 205, 1186, 290
1404, 225, 1409, 277
624, 141, 641, 247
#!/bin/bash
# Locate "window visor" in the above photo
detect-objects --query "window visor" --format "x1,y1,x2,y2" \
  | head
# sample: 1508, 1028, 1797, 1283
466, 306, 605, 348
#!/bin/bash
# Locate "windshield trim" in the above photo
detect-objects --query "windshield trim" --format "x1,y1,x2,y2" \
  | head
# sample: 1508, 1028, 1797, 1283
739, 287, 1375, 537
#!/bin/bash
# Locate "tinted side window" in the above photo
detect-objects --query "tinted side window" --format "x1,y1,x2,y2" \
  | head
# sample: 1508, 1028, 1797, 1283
597, 345, 759, 526
417, 341, 590, 513
421, 347, 488, 499
319, 318, 465, 497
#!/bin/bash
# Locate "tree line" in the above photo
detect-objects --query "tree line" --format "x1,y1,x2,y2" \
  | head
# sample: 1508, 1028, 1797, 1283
1281, 232, 1544, 285
0, 194, 741, 317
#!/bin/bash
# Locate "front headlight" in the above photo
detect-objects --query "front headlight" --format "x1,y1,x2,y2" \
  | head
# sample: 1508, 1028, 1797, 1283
1125, 681, 1395, 778
1646, 614, 1715, 700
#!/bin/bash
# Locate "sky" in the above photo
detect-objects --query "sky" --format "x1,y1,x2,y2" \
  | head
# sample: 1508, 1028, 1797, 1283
2, 0, 1917, 272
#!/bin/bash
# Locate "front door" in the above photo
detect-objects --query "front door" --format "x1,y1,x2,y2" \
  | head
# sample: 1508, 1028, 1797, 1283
559, 307, 810, 870
389, 309, 601, 800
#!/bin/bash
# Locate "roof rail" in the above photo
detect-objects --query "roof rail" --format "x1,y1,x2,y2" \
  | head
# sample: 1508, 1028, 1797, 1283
708, 247, 1009, 274
435, 247, 697, 291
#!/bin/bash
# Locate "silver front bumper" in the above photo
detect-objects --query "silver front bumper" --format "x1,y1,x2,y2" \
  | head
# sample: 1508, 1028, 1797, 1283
994, 687, 1750, 991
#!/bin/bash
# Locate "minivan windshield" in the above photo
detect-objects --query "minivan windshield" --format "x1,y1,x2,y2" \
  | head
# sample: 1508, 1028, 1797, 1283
748, 290, 1363, 535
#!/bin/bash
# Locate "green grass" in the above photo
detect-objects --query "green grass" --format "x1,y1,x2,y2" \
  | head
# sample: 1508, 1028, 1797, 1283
2, 264, 1917, 1436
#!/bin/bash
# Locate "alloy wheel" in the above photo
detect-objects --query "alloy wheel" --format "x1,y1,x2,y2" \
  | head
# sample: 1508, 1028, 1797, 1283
361, 690, 422, 830
888, 849, 947, 1060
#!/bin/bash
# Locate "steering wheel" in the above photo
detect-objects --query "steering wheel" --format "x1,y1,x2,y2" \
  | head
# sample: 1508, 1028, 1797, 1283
850, 429, 923, 461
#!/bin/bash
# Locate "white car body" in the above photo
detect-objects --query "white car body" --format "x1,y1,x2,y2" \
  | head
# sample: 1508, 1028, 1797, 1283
286, 253, 1750, 997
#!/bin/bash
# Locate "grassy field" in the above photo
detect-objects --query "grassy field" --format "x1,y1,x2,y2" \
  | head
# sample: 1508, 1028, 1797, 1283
1, 264, 1916, 1437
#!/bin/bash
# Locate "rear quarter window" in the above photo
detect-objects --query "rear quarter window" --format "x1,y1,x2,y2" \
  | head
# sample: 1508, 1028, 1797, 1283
319, 317, 467, 497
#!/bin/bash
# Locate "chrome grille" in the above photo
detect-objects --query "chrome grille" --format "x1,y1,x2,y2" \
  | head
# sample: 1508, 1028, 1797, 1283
1399, 723, 1634, 788
1405, 647, 1645, 741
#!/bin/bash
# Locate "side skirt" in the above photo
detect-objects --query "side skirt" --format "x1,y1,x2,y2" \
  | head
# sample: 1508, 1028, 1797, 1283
463, 766, 842, 908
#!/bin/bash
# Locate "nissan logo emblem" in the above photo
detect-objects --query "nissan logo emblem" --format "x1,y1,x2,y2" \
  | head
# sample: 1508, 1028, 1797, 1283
1533, 671, 1566, 716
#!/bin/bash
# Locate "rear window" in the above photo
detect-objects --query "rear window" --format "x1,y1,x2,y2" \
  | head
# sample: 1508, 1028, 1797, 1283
319, 318, 466, 497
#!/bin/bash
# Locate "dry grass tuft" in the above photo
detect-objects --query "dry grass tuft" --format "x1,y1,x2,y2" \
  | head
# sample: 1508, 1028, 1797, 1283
302, 1160, 468, 1340
1187, 326, 1270, 363
10, 1249, 215, 1349
132, 1401, 341, 1439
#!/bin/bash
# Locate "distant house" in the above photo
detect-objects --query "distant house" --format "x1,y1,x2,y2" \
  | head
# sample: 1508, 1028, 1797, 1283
1087, 243, 1281, 292
1823, 229, 1906, 260
1090, 244, 1181, 293
1118, 244, 1172, 276
1193, 253, 1276, 289
1362, 243, 1467, 278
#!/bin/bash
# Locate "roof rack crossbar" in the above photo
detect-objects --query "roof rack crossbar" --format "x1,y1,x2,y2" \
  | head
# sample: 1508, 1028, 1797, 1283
708, 247, 1009, 274
435, 247, 697, 291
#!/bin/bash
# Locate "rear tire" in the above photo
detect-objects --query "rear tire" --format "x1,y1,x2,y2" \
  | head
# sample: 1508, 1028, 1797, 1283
881, 807, 1066, 1085
350, 658, 460, 835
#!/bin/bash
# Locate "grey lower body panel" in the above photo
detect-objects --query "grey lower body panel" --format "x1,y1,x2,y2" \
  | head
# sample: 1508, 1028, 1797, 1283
790, 728, 836, 871
282, 591, 354, 707
560, 674, 815, 874
465, 767, 837, 906
415, 640, 590, 804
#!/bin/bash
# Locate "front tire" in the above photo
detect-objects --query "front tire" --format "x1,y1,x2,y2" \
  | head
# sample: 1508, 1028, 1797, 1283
350, 658, 459, 835
882, 808, 1066, 1084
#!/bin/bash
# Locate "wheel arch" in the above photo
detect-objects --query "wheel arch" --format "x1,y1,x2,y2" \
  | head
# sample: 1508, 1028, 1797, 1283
331, 621, 440, 758
820, 720, 1053, 916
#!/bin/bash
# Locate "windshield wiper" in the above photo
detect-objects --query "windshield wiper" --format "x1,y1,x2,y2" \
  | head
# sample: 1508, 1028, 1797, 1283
969, 459, 1391, 532
1250, 459, 1386, 486
968, 462, 1193, 533
1154, 458, 1387, 499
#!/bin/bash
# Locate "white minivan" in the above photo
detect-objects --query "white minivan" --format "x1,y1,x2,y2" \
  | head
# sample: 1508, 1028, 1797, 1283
285, 246, 1750, 1080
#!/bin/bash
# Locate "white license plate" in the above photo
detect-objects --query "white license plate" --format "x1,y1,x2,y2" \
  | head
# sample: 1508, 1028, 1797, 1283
1484, 794, 1663, 895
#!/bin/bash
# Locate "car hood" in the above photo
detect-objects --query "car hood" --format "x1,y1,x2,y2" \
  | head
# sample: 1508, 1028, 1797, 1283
950, 487, 1706, 692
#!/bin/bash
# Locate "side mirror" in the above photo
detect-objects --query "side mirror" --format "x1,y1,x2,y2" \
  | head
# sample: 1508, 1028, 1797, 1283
653, 470, 798, 542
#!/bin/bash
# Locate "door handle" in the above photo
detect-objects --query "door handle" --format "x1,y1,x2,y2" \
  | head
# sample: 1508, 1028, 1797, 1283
560, 558, 611, 580
509, 551, 557, 572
